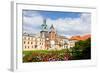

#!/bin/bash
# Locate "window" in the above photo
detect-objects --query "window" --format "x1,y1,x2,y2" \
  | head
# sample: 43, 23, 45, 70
31, 42, 33, 44
24, 41, 25, 44
35, 45, 37, 48
28, 46, 29, 48
32, 46, 34, 48
28, 42, 29, 44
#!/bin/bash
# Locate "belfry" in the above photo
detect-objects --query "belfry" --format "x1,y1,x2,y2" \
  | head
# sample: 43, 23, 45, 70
40, 19, 48, 38
49, 24, 56, 49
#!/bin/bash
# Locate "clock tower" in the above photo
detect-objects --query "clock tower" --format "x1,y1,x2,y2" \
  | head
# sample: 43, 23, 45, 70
40, 19, 49, 49
40, 19, 48, 38
49, 24, 56, 49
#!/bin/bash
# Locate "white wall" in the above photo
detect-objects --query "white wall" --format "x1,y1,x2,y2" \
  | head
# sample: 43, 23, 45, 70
0, 0, 100, 73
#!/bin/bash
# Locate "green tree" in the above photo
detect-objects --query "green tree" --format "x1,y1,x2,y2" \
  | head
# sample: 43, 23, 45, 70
71, 38, 91, 60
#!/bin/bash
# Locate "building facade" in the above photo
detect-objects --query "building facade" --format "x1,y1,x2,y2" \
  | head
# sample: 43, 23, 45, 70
23, 19, 76, 50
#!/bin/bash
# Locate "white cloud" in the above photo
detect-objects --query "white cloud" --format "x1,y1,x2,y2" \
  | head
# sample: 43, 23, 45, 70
23, 16, 43, 26
23, 11, 91, 37
46, 13, 91, 37
23, 11, 44, 34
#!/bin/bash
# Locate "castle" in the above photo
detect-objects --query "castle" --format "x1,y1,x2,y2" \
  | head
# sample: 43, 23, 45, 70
23, 19, 76, 50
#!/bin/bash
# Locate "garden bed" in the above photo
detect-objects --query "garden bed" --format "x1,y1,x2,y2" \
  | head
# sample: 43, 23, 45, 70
23, 49, 71, 62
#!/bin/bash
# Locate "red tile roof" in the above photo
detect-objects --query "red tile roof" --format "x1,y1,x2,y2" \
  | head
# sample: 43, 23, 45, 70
70, 34, 91, 41
81, 34, 91, 40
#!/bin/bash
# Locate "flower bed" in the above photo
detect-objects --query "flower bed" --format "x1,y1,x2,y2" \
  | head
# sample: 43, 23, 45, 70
23, 49, 71, 62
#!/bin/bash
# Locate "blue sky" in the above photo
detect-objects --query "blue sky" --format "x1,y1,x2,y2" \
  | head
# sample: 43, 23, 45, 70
22, 10, 91, 37
23, 10, 81, 19
38, 11, 81, 19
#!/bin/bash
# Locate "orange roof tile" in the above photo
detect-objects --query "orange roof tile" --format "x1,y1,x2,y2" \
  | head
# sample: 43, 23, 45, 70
70, 34, 91, 41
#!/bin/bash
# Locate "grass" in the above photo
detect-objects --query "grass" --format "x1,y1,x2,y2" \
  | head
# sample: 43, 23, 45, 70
23, 49, 70, 55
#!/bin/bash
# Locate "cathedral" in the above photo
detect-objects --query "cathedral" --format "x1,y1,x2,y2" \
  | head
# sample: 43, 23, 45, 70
23, 19, 76, 50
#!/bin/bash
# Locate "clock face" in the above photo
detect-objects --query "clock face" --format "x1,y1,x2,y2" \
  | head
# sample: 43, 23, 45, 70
50, 40, 55, 44
46, 38, 49, 40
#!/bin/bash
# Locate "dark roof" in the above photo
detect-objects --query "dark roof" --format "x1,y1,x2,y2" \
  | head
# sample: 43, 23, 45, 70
23, 33, 35, 37
50, 24, 54, 29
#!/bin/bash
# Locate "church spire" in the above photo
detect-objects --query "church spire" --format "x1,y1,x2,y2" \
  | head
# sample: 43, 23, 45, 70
50, 24, 54, 29
43, 19, 46, 25
50, 24, 55, 32
41, 19, 47, 31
